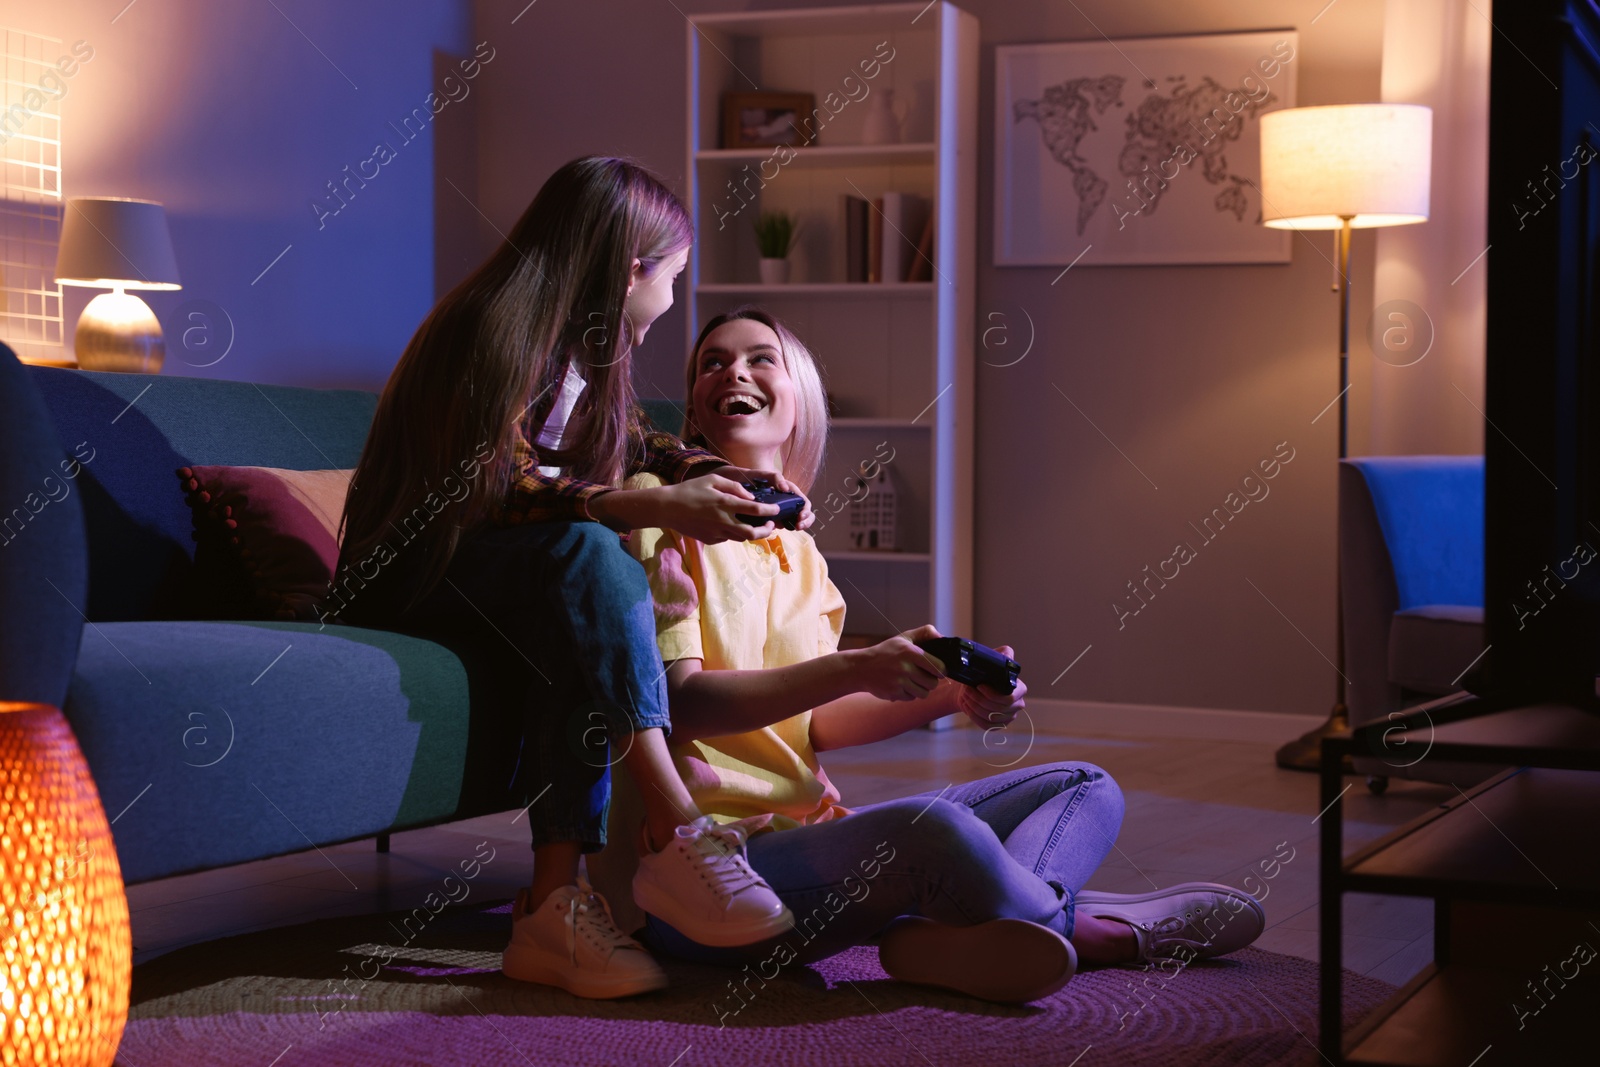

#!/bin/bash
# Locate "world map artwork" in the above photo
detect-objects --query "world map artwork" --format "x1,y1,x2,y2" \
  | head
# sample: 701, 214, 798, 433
1012, 71, 1278, 238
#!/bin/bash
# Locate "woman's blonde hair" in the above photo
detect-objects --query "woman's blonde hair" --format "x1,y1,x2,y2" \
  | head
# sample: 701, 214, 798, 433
681, 306, 829, 494
338, 156, 693, 613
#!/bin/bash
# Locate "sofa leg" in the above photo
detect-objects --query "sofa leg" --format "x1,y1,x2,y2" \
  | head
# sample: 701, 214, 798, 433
1365, 775, 1389, 796
376, 833, 390, 854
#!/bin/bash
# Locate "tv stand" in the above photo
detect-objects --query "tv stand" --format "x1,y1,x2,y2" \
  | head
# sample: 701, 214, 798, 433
1318, 692, 1600, 1064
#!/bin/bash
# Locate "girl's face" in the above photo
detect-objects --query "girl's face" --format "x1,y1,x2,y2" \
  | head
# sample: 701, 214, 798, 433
691, 318, 797, 466
624, 245, 690, 344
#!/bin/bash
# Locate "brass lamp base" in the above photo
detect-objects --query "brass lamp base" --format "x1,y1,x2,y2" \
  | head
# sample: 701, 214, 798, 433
1274, 703, 1354, 773
73, 289, 165, 373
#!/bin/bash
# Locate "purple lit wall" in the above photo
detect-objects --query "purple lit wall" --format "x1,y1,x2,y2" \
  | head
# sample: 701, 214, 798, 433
10, 0, 476, 389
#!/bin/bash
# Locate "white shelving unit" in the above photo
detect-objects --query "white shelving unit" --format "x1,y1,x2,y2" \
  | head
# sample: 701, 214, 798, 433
685, 2, 979, 665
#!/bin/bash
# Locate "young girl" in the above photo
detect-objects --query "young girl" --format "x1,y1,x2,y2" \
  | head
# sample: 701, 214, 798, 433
594, 307, 1268, 1004
334, 159, 808, 1000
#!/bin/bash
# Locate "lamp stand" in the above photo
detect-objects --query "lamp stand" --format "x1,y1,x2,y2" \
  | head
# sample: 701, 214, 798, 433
73, 287, 165, 374
1275, 216, 1355, 773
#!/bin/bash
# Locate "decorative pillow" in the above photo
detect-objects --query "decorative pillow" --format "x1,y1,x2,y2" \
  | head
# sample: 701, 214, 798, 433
177, 465, 353, 621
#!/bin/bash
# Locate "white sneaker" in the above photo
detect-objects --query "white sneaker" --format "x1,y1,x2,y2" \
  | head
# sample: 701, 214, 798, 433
501, 879, 668, 998
633, 815, 793, 947
1075, 882, 1265, 963
879, 916, 1078, 1003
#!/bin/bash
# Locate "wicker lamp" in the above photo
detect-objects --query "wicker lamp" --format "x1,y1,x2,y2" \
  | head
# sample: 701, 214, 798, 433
0, 701, 131, 1065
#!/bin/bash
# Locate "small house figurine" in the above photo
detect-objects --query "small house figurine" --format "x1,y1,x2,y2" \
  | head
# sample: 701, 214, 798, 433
848, 466, 897, 550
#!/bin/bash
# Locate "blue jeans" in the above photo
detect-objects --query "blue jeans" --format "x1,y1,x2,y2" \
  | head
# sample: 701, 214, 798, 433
341, 521, 670, 853
642, 761, 1124, 964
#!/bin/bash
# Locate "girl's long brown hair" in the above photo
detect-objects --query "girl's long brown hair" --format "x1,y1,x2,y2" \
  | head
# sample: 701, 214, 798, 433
337, 157, 693, 614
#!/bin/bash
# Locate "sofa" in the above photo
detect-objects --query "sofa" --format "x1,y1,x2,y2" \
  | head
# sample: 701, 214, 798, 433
1339, 455, 1487, 789
0, 343, 684, 884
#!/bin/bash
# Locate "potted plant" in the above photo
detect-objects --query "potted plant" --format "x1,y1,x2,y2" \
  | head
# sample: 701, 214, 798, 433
753, 210, 799, 284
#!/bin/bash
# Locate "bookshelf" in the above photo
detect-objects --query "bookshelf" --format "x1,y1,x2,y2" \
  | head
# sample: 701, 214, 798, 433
684, 2, 979, 690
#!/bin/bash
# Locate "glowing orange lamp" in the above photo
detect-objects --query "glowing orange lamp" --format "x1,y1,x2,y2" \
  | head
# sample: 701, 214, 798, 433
0, 702, 130, 1065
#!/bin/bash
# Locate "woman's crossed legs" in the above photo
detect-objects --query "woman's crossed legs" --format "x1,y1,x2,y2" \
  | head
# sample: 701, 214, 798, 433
643, 761, 1129, 966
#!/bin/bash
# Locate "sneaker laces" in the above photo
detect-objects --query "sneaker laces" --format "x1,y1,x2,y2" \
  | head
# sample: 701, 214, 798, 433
1131, 913, 1210, 962
674, 815, 773, 900
563, 878, 642, 962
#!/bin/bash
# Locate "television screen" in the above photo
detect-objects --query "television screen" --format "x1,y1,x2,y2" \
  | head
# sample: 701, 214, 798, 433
1481, 0, 1600, 702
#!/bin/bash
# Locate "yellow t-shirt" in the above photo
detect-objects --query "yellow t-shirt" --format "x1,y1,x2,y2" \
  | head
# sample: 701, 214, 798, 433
624, 472, 852, 831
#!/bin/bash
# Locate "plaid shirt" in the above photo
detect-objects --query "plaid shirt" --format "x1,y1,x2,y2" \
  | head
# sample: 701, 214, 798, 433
493, 401, 726, 528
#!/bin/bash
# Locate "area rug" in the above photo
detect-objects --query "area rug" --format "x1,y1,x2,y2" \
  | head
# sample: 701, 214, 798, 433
120, 899, 1395, 1066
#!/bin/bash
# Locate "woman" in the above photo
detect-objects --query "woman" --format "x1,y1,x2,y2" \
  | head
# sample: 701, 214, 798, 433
589, 307, 1266, 1004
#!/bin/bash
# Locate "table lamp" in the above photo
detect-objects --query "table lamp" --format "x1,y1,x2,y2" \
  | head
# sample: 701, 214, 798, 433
54, 197, 182, 373
1258, 103, 1432, 771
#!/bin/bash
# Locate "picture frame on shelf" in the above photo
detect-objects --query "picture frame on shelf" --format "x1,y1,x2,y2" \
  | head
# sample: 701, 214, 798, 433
723, 91, 816, 149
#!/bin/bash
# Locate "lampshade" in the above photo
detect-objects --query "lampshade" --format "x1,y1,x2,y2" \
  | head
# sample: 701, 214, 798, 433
1259, 104, 1432, 230
55, 197, 182, 290
0, 702, 131, 1065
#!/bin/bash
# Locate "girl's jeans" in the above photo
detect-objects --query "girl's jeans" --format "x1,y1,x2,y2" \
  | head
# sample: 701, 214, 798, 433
643, 761, 1125, 964
342, 520, 669, 853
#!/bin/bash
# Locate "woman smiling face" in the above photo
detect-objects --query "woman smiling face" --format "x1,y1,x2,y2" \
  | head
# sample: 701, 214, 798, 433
689, 317, 797, 471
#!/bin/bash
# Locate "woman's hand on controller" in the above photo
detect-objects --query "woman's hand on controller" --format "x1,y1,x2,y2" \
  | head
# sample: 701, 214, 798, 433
663, 473, 778, 543
955, 645, 1026, 730
851, 624, 946, 702
716, 465, 815, 531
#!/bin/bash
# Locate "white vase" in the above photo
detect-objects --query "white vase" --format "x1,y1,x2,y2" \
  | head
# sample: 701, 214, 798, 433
861, 89, 908, 145
758, 258, 791, 285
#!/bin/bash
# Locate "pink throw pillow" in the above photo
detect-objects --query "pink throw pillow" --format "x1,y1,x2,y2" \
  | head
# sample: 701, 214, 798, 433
177, 465, 352, 621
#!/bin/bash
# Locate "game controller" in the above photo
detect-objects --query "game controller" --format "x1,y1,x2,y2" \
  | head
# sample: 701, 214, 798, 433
914, 637, 1021, 695
736, 478, 805, 531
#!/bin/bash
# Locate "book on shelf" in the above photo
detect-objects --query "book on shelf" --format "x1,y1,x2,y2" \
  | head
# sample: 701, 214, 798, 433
880, 193, 931, 284
867, 197, 883, 283
843, 195, 869, 283
907, 211, 934, 282
840, 192, 933, 284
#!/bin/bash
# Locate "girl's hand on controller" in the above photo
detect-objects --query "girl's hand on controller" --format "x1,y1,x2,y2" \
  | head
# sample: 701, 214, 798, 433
851, 624, 945, 701
955, 645, 1026, 730
715, 465, 815, 531
662, 473, 778, 543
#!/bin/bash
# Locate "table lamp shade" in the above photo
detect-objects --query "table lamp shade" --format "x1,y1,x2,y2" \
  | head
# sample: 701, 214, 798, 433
55, 198, 181, 290
1259, 104, 1432, 230
0, 702, 131, 1065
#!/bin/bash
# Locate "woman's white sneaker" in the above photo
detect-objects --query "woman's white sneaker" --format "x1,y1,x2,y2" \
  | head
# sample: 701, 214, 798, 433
501, 879, 668, 998
633, 815, 793, 946
1076, 881, 1265, 963
879, 916, 1078, 1003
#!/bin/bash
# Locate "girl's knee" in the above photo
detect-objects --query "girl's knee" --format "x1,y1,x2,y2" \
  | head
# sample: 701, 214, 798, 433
561, 522, 649, 588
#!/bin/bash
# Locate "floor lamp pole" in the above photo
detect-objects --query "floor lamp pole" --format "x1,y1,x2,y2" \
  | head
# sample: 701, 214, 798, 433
1276, 216, 1355, 772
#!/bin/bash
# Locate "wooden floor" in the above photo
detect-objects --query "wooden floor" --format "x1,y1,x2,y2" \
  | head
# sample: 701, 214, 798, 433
126, 702, 1449, 987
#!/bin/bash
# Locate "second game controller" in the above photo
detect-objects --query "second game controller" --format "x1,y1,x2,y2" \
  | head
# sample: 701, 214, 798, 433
914, 637, 1021, 694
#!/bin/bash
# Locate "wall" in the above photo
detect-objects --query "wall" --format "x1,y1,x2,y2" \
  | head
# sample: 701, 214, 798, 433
0, 0, 475, 389
1, 0, 1413, 715
471, 0, 1390, 715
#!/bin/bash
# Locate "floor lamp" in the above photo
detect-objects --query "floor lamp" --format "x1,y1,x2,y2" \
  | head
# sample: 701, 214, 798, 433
1258, 104, 1433, 771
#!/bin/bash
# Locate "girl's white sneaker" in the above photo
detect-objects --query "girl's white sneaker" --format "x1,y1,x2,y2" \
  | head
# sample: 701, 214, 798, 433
501, 879, 669, 998
633, 815, 794, 946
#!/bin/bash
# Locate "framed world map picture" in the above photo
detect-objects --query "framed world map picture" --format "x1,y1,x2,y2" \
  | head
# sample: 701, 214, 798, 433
995, 30, 1298, 266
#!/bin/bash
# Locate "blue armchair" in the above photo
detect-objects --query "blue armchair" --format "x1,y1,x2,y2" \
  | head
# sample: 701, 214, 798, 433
1339, 456, 1487, 788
